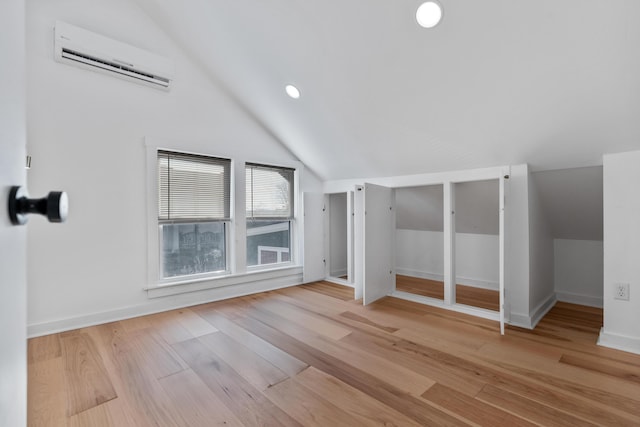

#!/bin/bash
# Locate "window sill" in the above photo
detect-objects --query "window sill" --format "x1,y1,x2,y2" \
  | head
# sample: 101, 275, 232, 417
246, 262, 294, 273
145, 265, 303, 299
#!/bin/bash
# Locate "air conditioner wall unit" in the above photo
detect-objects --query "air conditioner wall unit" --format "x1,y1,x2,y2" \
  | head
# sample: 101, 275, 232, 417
54, 21, 174, 90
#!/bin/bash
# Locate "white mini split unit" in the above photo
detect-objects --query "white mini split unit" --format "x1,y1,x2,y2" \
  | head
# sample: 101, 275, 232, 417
54, 21, 174, 90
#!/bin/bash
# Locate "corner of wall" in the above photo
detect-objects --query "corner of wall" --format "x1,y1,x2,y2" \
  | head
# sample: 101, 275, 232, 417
509, 292, 556, 329
601, 150, 640, 355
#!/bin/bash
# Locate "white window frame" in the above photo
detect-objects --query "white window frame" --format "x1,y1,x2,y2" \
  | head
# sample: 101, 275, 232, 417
145, 138, 304, 297
245, 162, 298, 272
149, 145, 234, 285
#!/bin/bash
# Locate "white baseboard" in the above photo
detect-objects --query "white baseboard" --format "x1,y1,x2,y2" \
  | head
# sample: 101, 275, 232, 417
555, 291, 603, 308
508, 312, 533, 329
324, 277, 355, 288
509, 293, 557, 329
28, 273, 302, 338
396, 268, 499, 291
530, 293, 557, 328
396, 268, 443, 282
598, 328, 640, 355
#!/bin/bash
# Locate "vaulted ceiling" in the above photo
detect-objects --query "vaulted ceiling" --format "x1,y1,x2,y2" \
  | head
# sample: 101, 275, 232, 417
134, 0, 640, 181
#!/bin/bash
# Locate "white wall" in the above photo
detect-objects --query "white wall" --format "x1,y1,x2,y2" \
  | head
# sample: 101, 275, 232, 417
554, 239, 603, 307
395, 185, 443, 231
531, 167, 603, 240
26, 0, 320, 336
455, 180, 499, 235
396, 230, 444, 280
600, 151, 640, 354
396, 230, 499, 290
329, 193, 348, 276
528, 169, 556, 323
0, 0, 27, 425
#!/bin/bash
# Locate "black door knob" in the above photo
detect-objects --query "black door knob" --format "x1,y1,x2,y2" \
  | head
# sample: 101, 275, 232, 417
8, 186, 68, 225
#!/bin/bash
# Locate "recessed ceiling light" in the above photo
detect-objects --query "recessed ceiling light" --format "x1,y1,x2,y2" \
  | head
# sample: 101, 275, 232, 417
285, 84, 300, 99
416, 1, 443, 28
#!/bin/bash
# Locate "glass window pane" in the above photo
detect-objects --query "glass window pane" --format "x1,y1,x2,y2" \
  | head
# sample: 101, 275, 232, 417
246, 164, 294, 219
161, 222, 226, 278
246, 220, 290, 267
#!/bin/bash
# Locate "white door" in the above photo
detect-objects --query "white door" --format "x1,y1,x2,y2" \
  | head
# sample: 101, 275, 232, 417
499, 175, 506, 334
346, 191, 355, 283
353, 186, 364, 299
0, 0, 28, 424
303, 192, 326, 283
363, 183, 394, 304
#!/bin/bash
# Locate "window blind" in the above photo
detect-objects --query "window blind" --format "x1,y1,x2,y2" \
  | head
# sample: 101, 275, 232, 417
246, 163, 294, 219
158, 150, 231, 222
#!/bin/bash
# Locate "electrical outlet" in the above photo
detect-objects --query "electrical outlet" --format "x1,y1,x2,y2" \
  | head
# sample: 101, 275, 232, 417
614, 283, 630, 301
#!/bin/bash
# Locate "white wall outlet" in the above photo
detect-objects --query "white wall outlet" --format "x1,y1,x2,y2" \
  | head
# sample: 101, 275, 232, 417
614, 283, 630, 301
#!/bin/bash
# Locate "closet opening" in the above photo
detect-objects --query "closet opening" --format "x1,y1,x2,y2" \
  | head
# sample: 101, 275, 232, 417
453, 179, 500, 312
394, 184, 445, 301
326, 192, 354, 285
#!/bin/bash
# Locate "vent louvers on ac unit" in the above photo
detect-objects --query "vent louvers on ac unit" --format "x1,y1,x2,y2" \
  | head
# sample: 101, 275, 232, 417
54, 21, 174, 91
60, 48, 171, 87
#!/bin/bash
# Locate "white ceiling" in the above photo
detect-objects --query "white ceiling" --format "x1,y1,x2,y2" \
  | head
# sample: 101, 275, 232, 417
133, 0, 640, 181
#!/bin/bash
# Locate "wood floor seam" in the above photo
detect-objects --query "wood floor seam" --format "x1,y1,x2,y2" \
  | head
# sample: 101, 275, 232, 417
27, 280, 640, 427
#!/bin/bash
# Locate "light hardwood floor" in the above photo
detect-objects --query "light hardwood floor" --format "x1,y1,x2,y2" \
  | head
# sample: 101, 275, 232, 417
28, 281, 640, 426
396, 274, 500, 311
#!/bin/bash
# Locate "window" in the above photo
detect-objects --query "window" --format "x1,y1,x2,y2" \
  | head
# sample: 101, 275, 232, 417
158, 150, 231, 279
246, 163, 294, 267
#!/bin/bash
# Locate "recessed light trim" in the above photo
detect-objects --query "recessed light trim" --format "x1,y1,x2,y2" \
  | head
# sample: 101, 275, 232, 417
416, 1, 443, 28
285, 84, 300, 99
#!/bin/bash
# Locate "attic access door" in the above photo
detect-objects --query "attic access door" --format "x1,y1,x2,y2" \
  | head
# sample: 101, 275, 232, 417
363, 183, 394, 304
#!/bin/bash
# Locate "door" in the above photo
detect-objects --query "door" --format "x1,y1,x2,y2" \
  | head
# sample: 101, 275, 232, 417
353, 186, 364, 299
0, 0, 28, 424
303, 192, 326, 283
346, 191, 355, 284
363, 183, 394, 304
499, 175, 506, 334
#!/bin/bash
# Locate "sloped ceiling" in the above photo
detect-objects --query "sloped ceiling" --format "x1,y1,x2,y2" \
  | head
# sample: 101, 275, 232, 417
134, 0, 640, 181
531, 166, 603, 240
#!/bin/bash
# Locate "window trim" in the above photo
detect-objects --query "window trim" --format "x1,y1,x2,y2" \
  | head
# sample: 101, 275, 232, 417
155, 149, 232, 282
145, 137, 303, 294
146, 140, 236, 287
244, 161, 297, 271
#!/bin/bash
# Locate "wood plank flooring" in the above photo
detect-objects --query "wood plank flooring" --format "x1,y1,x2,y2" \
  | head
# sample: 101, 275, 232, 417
28, 281, 640, 426
396, 274, 500, 311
